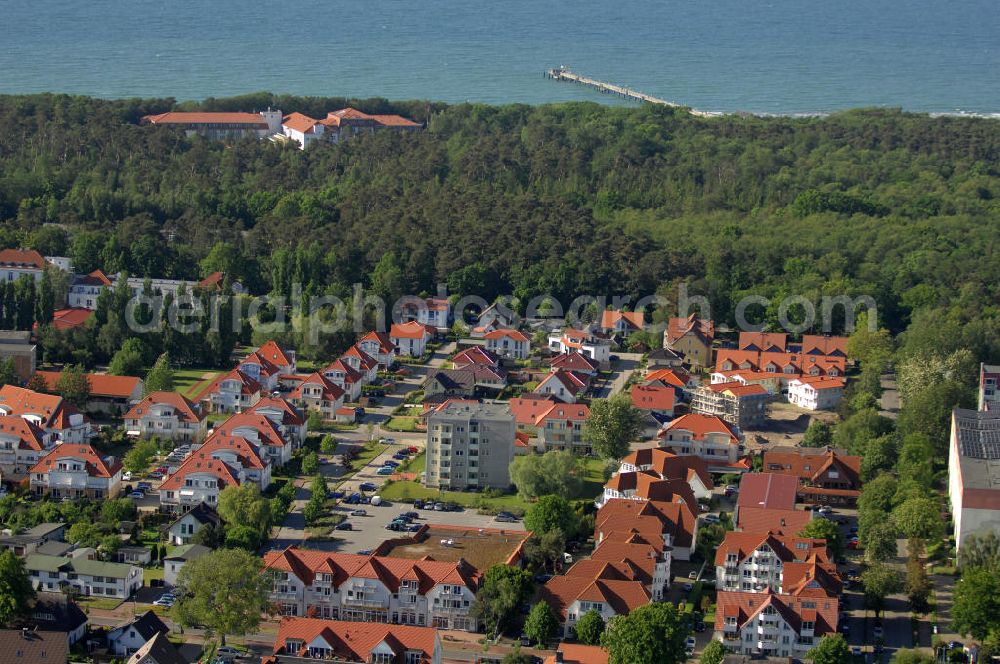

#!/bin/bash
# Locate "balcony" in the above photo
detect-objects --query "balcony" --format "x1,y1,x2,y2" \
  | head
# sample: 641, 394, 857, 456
343, 596, 388, 608
433, 602, 471, 615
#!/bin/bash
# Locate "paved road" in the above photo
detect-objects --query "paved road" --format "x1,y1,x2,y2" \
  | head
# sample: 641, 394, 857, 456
592, 352, 643, 398
880, 373, 900, 420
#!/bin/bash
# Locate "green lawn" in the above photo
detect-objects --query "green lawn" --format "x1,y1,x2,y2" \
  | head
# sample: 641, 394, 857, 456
377, 480, 531, 514
77, 596, 123, 610
172, 368, 223, 399
578, 456, 609, 499
144, 566, 165, 582
385, 417, 419, 432
334, 441, 389, 484
400, 452, 426, 475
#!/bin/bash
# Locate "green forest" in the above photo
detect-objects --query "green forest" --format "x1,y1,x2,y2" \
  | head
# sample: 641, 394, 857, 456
0, 93, 997, 367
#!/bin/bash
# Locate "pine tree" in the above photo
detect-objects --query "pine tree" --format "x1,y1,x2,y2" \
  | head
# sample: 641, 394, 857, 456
144, 353, 175, 394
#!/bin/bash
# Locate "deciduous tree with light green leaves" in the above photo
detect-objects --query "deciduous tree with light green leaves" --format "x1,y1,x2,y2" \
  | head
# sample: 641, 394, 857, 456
575, 609, 606, 645
891, 496, 944, 541
807, 633, 852, 664
509, 450, 583, 499
700, 639, 725, 664
583, 393, 643, 461
524, 601, 558, 647
523, 494, 579, 538
218, 484, 272, 536
173, 548, 270, 645
862, 562, 903, 615
600, 602, 688, 664
798, 518, 843, 559
144, 352, 174, 394
0, 550, 35, 626
470, 565, 534, 638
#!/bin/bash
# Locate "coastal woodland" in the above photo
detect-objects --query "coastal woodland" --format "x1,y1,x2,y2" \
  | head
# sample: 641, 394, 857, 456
0, 92, 997, 373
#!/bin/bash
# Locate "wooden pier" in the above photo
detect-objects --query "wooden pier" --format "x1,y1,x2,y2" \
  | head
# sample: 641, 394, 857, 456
546, 66, 714, 117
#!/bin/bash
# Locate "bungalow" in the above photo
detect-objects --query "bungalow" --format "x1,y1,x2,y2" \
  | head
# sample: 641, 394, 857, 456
483, 329, 530, 360
25, 554, 142, 599
787, 376, 846, 411
390, 321, 435, 358
163, 502, 221, 546
29, 444, 122, 500
35, 371, 143, 416
357, 331, 396, 368
0, 385, 91, 443
266, 617, 441, 664
664, 314, 715, 368
124, 391, 207, 443
536, 370, 589, 403
600, 309, 645, 337
658, 413, 744, 469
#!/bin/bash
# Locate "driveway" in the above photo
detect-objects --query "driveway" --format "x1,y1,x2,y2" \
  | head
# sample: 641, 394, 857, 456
592, 352, 642, 398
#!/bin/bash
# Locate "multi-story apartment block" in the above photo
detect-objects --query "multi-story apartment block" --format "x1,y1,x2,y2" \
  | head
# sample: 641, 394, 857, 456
68, 269, 114, 309
425, 401, 515, 491
124, 391, 207, 443
537, 403, 590, 453
714, 532, 840, 595
263, 547, 481, 631
735, 473, 813, 535
595, 497, 698, 562
715, 591, 839, 658
0, 415, 52, 479
948, 408, 1000, 552
29, 444, 122, 499
657, 413, 743, 469
541, 574, 650, 639
617, 447, 714, 500
0, 385, 91, 443
158, 456, 237, 512
691, 382, 770, 431
0, 249, 47, 283
484, 329, 531, 360
25, 554, 142, 599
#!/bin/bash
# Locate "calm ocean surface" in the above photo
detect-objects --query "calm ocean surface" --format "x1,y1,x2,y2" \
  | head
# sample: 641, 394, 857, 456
2, 0, 999, 115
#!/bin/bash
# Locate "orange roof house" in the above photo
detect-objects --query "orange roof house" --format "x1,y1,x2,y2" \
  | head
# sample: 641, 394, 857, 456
601, 310, 645, 334
267, 618, 439, 664
630, 384, 675, 413
665, 314, 715, 368
35, 371, 143, 406
49, 308, 94, 330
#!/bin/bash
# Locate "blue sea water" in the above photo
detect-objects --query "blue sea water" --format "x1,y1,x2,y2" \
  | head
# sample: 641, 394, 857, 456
2, 0, 998, 115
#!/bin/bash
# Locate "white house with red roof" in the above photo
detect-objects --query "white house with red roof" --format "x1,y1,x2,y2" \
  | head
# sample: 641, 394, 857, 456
247, 398, 307, 448
0, 385, 91, 443
339, 345, 379, 383
657, 413, 744, 469
715, 531, 840, 596
617, 447, 714, 500
29, 444, 122, 499
451, 347, 501, 371
357, 331, 396, 368
142, 110, 282, 138
0, 249, 47, 283
536, 370, 589, 404
401, 296, 451, 332
192, 431, 272, 491
715, 589, 838, 657
286, 373, 345, 420
0, 414, 53, 479
281, 112, 325, 149
318, 107, 422, 144
263, 547, 482, 630
68, 269, 114, 309
540, 572, 651, 639
548, 351, 599, 376
536, 403, 591, 453
483, 329, 530, 360
215, 411, 295, 467
787, 376, 846, 410
158, 455, 238, 512
630, 384, 675, 416
193, 368, 262, 414
320, 359, 364, 402
547, 328, 611, 367
266, 617, 441, 664
390, 322, 435, 358
600, 310, 645, 336
123, 391, 207, 442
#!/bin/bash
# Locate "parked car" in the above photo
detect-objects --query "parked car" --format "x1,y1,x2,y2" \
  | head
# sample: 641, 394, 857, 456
688, 571, 698, 580
413, 499, 425, 509
344, 493, 362, 504
127, 491, 145, 499
682, 583, 693, 592
402, 511, 419, 519
382, 437, 396, 444
354, 407, 365, 416
407, 524, 421, 532
216, 646, 242, 662
148, 471, 163, 480
351, 509, 367, 516
407, 446, 419, 454
852, 647, 862, 656
702, 514, 720, 524
383, 460, 400, 467
329, 490, 345, 499
153, 597, 174, 607
359, 483, 377, 492
137, 482, 152, 490
685, 636, 696, 650
495, 512, 518, 523
335, 521, 353, 531
433, 503, 445, 511
377, 467, 394, 475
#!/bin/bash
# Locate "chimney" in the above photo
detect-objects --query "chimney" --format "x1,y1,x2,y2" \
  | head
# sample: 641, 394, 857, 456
555, 651, 564, 663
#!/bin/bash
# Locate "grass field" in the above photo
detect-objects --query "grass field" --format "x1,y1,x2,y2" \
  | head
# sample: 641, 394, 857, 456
377, 481, 530, 514
385, 417, 419, 432
172, 368, 223, 399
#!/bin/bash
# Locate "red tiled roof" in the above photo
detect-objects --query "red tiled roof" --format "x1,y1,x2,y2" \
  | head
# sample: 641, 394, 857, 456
197, 271, 227, 291
706, 381, 769, 397
0, 385, 72, 431
0, 248, 45, 269
792, 376, 847, 390
630, 384, 675, 412
35, 371, 141, 400
714, 531, 832, 567
192, 368, 261, 402
29, 443, 120, 478
484, 328, 529, 342
370, 114, 421, 127
321, 359, 363, 385
738, 332, 788, 352
537, 370, 588, 396
159, 455, 239, 492
596, 498, 697, 548
621, 448, 714, 490
666, 314, 714, 344
254, 340, 294, 369
737, 473, 800, 511
142, 111, 268, 127
508, 394, 559, 427
536, 403, 590, 427
271, 617, 438, 663
644, 368, 692, 389
288, 372, 346, 402
544, 644, 609, 664
715, 590, 838, 637
540, 576, 650, 621
659, 413, 740, 444
737, 507, 813, 535
50, 308, 94, 330
282, 112, 320, 134
248, 397, 305, 426
601, 310, 645, 331
800, 335, 849, 357
390, 321, 435, 340
196, 432, 266, 469
0, 415, 46, 451
763, 447, 861, 487
549, 352, 599, 373
359, 331, 396, 354
215, 411, 289, 447
124, 391, 202, 424
452, 347, 500, 369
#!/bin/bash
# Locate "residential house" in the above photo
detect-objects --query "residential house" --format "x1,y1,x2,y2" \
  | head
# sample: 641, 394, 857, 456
595, 497, 698, 561
665, 314, 715, 368
536, 403, 591, 454
947, 408, 1000, 552
714, 590, 838, 657
282, 112, 325, 148
979, 362, 1000, 411
597, 470, 699, 516
738, 332, 788, 353
547, 328, 611, 367
340, 345, 380, 384
566, 539, 671, 602
107, 611, 169, 657
157, 455, 239, 512
124, 391, 207, 443
318, 107, 422, 143
799, 335, 849, 357
0, 521, 68, 557
540, 573, 650, 639
29, 444, 122, 499
425, 401, 515, 491
645, 347, 685, 370
0, 248, 47, 283
142, 110, 283, 139
68, 269, 114, 309
0, 330, 36, 380
472, 302, 518, 337
483, 329, 530, 360
424, 366, 506, 400
49, 308, 94, 330
536, 370, 589, 404
715, 350, 845, 380
390, 322, 435, 358
30, 592, 88, 646
126, 631, 187, 664
787, 377, 846, 411
644, 368, 697, 402
548, 351, 599, 376
263, 547, 481, 630
402, 296, 451, 332
35, 371, 143, 416
0, 414, 52, 480
617, 447, 714, 500
26, 554, 142, 599
163, 544, 211, 586
321, 359, 364, 403
265, 617, 441, 664
357, 331, 396, 368
600, 310, 645, 337
248, 397, 308, 448
192, 367, 262, 414
0, 385, 91, 443
715, 532, 839, 595
630, 384, 676, 422
116, 546, 153, 565
544, 644, 609, 664
162, 502, 221, 546
735, 473, 812, 535
763, 447, 862, 506
690, 382, 771, 431
287, 372, 345, 420
452, 347, 501, 370
0, 629, 68, 664
657, 413, 744, 470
